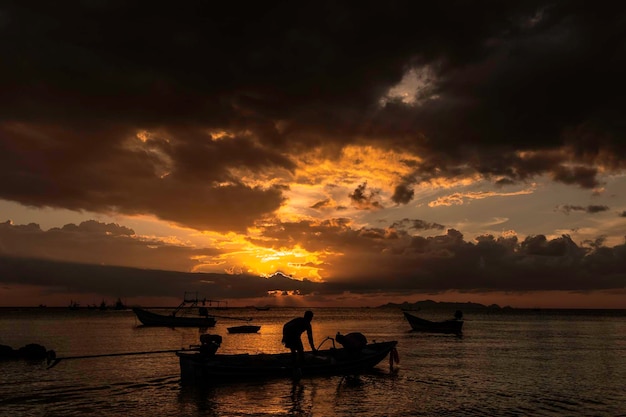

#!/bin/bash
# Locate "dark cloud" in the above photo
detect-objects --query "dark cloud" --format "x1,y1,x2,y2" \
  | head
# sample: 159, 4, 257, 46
390, 218, 446, 231
349, 183, 384, 210
310, 199, 333, 210
391, 182, 415, 205
250, 220, 626, 293
551, 166, 600, 189
0, 220, 219, 272
0, 123, 287, 232
0, 255, 321, 300
0, 0, 624, 227
520, 234, 584, 257
3, 225, 624, 298
58, 220, 134, 236
586, 205, 611, 214
557, 204, 610, 215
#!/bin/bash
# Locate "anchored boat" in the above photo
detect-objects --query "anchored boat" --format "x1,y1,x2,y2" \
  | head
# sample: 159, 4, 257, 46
133, 292, 222, 327
132, 307, 217, 327
403, 311, 463, 334
227, 325, 261, 334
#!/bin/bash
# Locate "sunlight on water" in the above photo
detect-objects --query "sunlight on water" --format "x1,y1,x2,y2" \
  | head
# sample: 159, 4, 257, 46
1, 308, 625, 416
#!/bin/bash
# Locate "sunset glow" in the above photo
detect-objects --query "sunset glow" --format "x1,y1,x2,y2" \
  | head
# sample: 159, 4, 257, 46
1, 2, 625, 308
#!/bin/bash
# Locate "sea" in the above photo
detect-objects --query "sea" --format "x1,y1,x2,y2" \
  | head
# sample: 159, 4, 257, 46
1, 306, 625, 417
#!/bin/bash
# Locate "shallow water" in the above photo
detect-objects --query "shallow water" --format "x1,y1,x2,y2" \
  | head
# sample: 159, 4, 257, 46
1, 307, 625, 416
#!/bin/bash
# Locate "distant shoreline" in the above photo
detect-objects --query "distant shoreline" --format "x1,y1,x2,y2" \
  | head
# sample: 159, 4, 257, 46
0, 304, 625, 313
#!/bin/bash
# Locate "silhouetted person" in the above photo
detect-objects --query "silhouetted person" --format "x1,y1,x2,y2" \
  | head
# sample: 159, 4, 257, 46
282, 310, 316, 367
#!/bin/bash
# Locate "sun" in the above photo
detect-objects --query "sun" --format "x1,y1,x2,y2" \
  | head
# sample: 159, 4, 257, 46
194, 242, 326, 281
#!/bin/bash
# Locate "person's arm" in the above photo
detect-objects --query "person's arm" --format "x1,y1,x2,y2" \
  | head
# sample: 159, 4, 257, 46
307, 327, 316, 352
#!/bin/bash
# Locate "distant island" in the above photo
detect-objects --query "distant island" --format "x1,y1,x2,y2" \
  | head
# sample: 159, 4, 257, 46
379, 299, 514, 311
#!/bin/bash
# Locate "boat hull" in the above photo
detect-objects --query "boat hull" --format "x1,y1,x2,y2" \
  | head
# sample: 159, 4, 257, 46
403, 312, 463, 334
133, 307, 216, 327
177, 341, 397, 382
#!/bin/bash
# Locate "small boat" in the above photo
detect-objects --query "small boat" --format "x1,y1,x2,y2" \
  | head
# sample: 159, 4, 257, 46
177, 336, 398, 382
133, 307, 217, 327
403, 311, 463, 334
227, 325, 261, 334
254, 306, 270, 311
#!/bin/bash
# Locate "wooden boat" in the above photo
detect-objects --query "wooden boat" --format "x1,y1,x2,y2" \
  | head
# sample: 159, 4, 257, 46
403, 311, 463, 334
177, 338, 398, 382
132, 292, 229, 327
227, 325, 261, 334
133, 307, 217, 327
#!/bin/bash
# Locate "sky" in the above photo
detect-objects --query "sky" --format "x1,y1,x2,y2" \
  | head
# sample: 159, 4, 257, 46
1, 1, 625, 308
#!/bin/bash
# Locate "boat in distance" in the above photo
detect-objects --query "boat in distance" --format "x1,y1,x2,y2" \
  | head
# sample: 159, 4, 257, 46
177, 339, 398, 382
227, 325, 261, 334
133, 307, 217, 327
403, 311, 463, 334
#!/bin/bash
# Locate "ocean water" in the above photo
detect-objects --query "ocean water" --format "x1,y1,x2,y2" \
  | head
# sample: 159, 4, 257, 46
1, 307, 625, 416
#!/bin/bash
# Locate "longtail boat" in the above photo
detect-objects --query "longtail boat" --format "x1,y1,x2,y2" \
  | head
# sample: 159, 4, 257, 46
177, 335, 398, 382
403, 311, 463, 334
132, 292, 222, 327
132, 307, 217, 327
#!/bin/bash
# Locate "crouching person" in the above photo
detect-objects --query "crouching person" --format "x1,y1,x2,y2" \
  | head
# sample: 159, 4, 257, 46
335, 332, 367, 352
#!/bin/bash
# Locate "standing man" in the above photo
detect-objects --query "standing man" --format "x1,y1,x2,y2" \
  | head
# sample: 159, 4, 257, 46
282, 310, 316, 366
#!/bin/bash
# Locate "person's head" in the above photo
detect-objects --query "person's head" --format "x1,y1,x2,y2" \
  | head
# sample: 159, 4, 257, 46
304, 310, 314, 321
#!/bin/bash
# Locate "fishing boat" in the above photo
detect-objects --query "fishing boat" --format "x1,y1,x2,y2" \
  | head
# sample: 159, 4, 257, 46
177, 335, 399, 382
403, 311, 463, 334
133, 292, 220, 327
227, 325, 261, 334
132, 307, 217, 327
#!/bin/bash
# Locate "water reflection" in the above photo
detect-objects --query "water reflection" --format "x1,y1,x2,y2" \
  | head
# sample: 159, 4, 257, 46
177, 377, 380, 416
2, 308, 625, 416
178, 383, 220, 416
289, 381, 308, 416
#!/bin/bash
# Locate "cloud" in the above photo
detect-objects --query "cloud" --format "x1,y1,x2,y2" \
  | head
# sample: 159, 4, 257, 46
0, 123, 288, 232
349, 183, 384, 210
551, 166, 600, 189
0, 255, 321, 300
250, 219, 626, 293
0, 1, 624, 231
391, 182, 415, 205
557, 205, 610, 215
1, 2, 626, 307
0, 220, 219, 272
1, 218, 625, 299
428, 188, 534, 207
0, 230, 626, 299
390, 218, 445, 231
